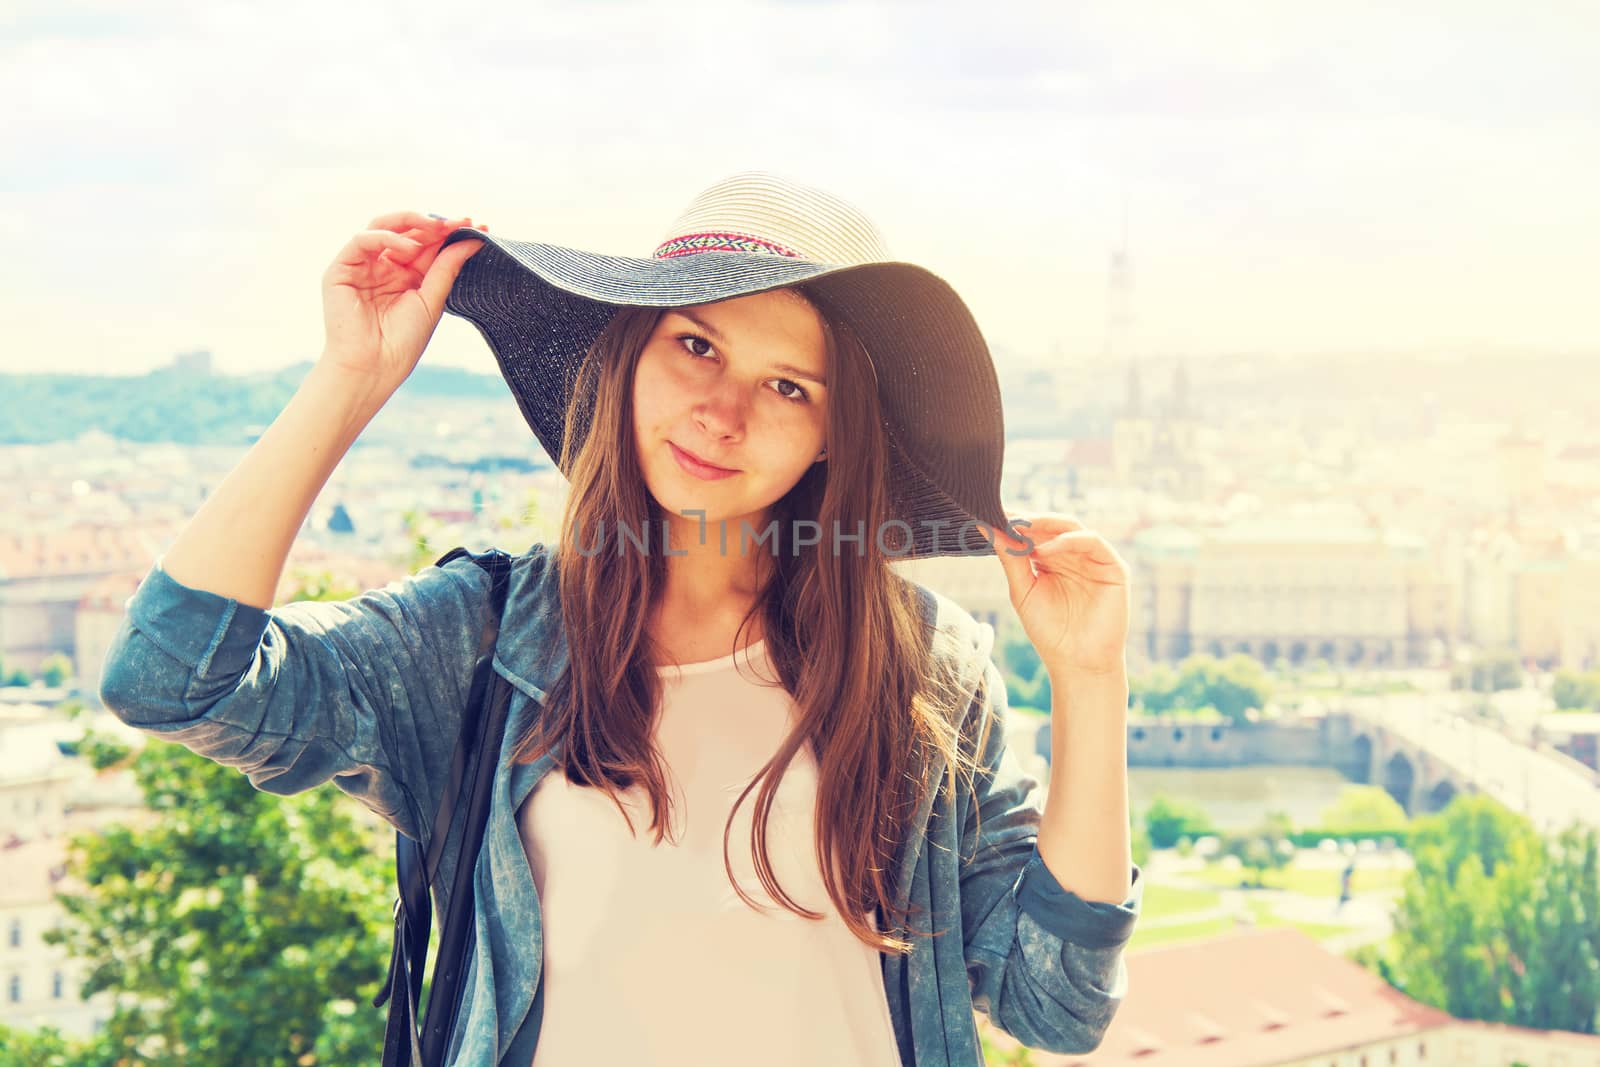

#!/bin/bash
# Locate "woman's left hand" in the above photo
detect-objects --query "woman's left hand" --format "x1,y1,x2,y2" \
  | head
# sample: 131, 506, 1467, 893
979, 512, 1131, 679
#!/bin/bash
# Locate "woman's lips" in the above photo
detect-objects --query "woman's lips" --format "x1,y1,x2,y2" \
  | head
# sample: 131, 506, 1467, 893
669, 442, 740, 480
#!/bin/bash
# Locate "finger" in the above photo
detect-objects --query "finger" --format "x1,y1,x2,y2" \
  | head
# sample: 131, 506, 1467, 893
365, 210, 473, 233
1030, 531, 1120, 563
991, 535, 1037, 595
1032, 530, 1108, 556
335, 230, 423, 268
1032, 531, 1127, 573
1010, 514, 1084, 543
417, 238, 484, 316
391, 221, 488, 261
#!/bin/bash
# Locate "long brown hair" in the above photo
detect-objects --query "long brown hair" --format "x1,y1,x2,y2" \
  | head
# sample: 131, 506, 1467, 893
508, 286, 996, 955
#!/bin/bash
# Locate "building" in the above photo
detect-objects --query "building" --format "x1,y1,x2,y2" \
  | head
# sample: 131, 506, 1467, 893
1132, 521, 1453, 669
0, 527, 166, 677
981, 926, 1600, 1066
0, 837, 115, 1038
0, 709, 141, 1038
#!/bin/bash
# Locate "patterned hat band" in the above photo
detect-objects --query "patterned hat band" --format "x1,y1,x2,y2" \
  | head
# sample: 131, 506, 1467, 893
648, 171, 893, 266
652, 231, 805, 260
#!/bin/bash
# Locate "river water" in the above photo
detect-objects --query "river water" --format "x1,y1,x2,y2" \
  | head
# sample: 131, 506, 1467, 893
1128, 765, 1358, 832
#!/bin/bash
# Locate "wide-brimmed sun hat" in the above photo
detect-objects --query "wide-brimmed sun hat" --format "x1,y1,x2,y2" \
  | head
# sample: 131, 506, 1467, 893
438, 169, 1010, 559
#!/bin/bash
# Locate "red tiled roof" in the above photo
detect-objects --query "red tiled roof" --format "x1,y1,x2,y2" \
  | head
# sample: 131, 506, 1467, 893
70, 546, 417, 614
1035, 928, 1457, 1066
0, 527, 167, 580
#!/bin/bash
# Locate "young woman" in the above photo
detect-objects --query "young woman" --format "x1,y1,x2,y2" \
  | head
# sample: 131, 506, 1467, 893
99, 172, 1144, 1067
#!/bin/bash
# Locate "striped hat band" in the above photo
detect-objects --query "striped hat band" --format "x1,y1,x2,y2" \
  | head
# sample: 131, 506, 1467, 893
650, 171, 892, 266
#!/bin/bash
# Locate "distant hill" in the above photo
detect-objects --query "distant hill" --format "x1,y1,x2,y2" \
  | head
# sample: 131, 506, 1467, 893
0, 361, 508, 445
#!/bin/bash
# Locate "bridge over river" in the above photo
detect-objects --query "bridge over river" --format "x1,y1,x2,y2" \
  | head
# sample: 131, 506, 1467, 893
1033, 691, 1600, 835
1333, 693, 1599, 835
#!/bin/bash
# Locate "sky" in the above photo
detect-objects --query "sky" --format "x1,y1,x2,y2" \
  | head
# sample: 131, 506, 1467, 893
3, 0, 1598, 376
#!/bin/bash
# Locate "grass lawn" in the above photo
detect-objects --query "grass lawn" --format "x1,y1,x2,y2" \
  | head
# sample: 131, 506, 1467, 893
1126, 899, 1359, 952
1141, 883, 1223, 921
1127, 915, 1237, 951
1188, 862, 1409, 896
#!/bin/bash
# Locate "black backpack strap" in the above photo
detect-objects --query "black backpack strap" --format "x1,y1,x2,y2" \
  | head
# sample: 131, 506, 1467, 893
420, 546, 512, 890
376, 546, 514, 1067
419, 550, 515, 1064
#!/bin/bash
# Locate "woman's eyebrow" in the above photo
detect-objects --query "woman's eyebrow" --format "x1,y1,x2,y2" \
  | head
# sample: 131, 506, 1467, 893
674, 309, 828, 388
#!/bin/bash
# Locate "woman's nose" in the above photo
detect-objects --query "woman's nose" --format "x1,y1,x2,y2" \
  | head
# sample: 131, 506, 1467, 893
693, 382, 749, 436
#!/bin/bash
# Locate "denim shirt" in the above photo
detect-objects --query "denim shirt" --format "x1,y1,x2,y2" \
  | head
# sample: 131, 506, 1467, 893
99, 543, 1144, 1066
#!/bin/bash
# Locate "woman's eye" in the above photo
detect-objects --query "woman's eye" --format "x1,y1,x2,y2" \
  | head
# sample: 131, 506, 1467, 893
772, 379, 810, 404
679, 335, 715, 359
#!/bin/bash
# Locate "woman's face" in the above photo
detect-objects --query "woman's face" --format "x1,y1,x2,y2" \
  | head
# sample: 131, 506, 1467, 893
631, 289, 830, 534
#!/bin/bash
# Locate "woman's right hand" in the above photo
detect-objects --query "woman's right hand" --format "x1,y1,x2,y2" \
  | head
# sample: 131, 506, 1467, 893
318, 211, 491, 392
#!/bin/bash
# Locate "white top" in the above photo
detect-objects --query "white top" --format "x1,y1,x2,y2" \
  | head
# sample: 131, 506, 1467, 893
518, 637, 902, 1066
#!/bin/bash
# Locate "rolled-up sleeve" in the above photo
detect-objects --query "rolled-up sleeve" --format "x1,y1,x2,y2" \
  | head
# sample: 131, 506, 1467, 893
957, 657, 1143, 1055
98, 554, 494, 844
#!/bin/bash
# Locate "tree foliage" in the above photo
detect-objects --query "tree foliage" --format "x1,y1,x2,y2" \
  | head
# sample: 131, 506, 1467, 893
1318, 785, 1410, 834
0, 646, 30, 686
1219, 811, 1296, 887
0, 363, 508, 446
1379, 794, 1600, 1033
40, 737, 395, 1065
1133, 653, 1271, 723
0, 1023, 84, 1067
1553, 668, 1600, 712
38, 653, 74, 688
1142, 793, 1217, 849
0, 367, 299, 446
1449, 648, 1523, 693
20, 571, 402, 1064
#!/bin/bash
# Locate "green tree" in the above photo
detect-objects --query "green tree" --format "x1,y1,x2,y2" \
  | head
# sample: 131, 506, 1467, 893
1519, 825, 1600, 1030
1143, 793, 1216, 849
1450, 648, 1523, 693
1000, 629, 1050, 712
44, 733, 394, 1065
1318, 785, 1410, 835
36, 569, 403, 1064
0, 1022, 95, 1066
1131, 663, 1182, 713
1130, 811, 1152, 869
282, 568, 361, 605
1001, 629, 1042, 686
398, 506, 440, 573
1190, 654, 1271, 722
1407, 791, 1540, 887
1553, 669, 1600, 712
1382, 794, 1600, 1032
38, 653, 74, 688
1220, 811, 1295, 887
1134, 653, 1270, 724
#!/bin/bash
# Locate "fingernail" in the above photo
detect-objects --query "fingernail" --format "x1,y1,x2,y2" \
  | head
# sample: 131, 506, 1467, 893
426, 213, 448, 220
